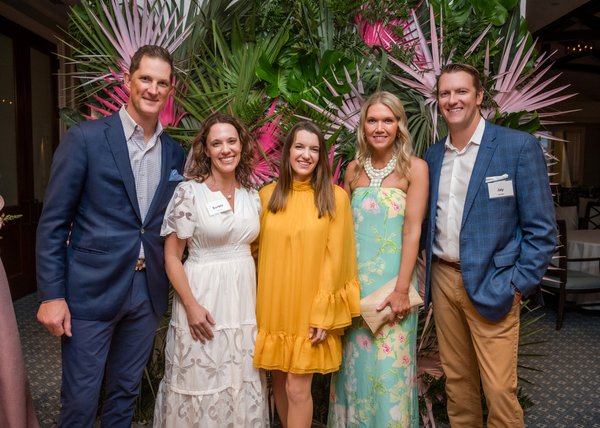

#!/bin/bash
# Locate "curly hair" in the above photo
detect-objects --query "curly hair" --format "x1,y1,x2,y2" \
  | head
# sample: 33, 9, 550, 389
185, 112, 258, 189
351, 91, 413, 186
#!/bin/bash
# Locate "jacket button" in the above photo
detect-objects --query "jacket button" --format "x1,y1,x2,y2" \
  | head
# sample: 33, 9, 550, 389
141, 228, 145, 234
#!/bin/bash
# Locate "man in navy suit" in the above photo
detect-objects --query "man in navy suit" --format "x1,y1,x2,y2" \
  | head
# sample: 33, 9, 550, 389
423, 63, 556, 427
36, 45, 185, 427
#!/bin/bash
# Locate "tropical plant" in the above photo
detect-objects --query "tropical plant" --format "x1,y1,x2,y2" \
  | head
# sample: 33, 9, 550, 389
58, 0, 571, 424
63, 0, 192, 92
0, 195, 22, 235
384, 4, 575, 150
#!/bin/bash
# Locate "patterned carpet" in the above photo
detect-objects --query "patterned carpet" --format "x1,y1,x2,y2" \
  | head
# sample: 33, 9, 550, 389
12, 293, 600, 427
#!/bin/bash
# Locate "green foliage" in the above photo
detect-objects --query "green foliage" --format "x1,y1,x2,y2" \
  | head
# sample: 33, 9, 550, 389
253, 0, 361, 107
59, 0, 565, 424
492, 111, 541, 135
429, 0, 519, 27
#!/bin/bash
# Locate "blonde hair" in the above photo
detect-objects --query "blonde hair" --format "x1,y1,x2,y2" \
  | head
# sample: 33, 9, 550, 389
267, 121, 335, 218
352, 91, 413, 186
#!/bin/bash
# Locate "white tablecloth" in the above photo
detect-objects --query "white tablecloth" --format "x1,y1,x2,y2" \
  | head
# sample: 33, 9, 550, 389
568, 230, 600, 275
556, 205, 578, 231
567, 229, 600, 306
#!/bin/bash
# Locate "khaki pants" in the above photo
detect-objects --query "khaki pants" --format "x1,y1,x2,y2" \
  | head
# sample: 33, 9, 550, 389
431, 262, 524, 428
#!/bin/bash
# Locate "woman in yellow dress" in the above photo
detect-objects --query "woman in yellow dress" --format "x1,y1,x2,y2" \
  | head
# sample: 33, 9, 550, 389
254, 121, 360, 428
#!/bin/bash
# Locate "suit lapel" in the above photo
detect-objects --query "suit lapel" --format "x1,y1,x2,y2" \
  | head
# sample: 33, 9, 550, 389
429, 140, 446, 226
144, 136, 172, 226
461, 122, 498, 227
106, 114, 142, 222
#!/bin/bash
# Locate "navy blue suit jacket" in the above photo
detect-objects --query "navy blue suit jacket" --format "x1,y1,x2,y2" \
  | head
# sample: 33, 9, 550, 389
36, 113, 185, 320
423, 121, 556, 321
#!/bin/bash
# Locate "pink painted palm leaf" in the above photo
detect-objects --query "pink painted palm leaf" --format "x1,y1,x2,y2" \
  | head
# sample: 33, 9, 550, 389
300, 67, 365, 137
481, 35, 578, 129
91, 0, 192, 71
251, 100, 284, 185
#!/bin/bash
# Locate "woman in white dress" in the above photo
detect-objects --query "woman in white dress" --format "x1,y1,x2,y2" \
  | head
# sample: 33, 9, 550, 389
153, 112, 268, 427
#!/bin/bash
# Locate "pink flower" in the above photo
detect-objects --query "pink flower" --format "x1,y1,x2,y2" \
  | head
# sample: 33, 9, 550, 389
357, 334, 372, 351
398, 334, 406, 343
381, 342, 392, 354
362, 197, 380, 213
402, 355, 411, 365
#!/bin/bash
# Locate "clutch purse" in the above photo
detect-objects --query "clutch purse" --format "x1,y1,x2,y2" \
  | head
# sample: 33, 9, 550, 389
360, 276, 424, 333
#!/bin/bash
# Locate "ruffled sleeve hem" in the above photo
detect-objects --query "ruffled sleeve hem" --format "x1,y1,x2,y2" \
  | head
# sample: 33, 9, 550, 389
309, 277, 361, 331
253, 331, 342, 374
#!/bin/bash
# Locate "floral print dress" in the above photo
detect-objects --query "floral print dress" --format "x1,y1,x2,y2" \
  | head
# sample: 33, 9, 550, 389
328, 187, 419, 428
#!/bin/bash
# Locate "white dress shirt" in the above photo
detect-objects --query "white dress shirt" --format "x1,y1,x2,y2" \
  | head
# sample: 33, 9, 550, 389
119, 106, 163, 258
433, 117, 486, 262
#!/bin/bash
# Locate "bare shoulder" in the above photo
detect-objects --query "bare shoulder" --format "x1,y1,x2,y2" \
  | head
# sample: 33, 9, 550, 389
410, 156, 428, 176
346, 159, 358, 171
343, 160, 358, 182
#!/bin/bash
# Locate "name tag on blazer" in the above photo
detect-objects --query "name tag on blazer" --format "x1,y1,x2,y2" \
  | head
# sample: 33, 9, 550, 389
487, 178, 514, 198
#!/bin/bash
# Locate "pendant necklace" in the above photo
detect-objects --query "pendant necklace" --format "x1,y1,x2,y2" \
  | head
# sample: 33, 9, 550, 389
212, 177, 235, 199
223, 184, 235, 200
364, 154, 397, 187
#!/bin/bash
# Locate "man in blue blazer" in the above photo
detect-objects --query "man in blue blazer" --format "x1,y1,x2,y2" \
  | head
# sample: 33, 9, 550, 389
36, 45, 185, 427
423, 63, 556, 427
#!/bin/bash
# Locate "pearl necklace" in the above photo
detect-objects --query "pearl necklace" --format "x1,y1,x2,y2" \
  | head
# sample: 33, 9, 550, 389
364, 155, 397, 187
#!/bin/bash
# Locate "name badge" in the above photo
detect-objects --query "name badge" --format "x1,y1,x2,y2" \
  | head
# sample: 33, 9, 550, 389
206, 198, 231, 215
488, 180, 514, 199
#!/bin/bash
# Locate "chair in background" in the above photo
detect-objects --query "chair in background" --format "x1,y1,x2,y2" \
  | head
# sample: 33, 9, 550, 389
583, 201, 600, 229
540, 220, 600, 330
555, 205, 578, 231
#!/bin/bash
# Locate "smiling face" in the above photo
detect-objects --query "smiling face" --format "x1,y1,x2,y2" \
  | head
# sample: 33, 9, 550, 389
124, 55, 172, 126
290, 129, 320, 182
364, 103, 399, 155
205, 123, 242, 177
437, 70, 483, 135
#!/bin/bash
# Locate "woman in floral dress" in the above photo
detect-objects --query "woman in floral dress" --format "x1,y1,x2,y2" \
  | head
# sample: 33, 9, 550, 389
328, 92, 429, 427
153, 113, 267, 427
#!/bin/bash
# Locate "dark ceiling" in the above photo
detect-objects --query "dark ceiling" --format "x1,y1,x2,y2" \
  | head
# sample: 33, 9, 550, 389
530, 1, 600, 107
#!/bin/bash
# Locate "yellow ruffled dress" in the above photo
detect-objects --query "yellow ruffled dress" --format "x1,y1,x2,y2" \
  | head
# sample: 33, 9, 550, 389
253, 181, 360, 374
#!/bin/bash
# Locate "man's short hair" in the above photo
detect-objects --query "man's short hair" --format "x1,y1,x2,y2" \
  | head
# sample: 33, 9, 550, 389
129, 45, 174, 80
436, 63, 484, 97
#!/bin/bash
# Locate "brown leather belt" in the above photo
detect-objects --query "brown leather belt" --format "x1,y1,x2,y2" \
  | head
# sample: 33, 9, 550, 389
433, 255, 461, 271
135, 258, 146, 271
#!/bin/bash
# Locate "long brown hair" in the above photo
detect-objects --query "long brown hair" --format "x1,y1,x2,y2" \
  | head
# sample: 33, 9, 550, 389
185, 112, 258, 189
267, 121, 335, 218
351, 91, 413, 186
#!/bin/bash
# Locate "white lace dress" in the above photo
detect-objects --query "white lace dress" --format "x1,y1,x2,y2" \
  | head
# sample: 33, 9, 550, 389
153, 181, 268, 428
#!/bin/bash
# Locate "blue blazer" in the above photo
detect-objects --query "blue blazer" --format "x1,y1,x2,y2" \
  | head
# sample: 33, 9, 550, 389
36, 113, 185, 320
423, 121, 556, 321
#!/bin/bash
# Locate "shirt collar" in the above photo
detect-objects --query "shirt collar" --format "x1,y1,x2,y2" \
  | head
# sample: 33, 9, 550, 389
118, 105, 164, 142
445, 116, 486, 154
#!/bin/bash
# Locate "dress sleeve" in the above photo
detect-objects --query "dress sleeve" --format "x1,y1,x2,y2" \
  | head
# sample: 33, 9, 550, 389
161, 181, 197, 239
310, 186, 360, 330
250, 188, 262, 215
